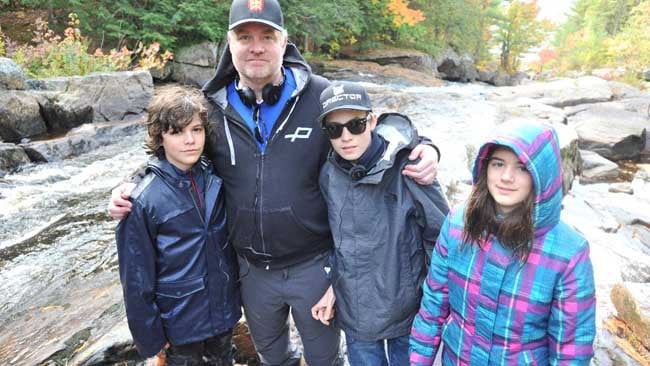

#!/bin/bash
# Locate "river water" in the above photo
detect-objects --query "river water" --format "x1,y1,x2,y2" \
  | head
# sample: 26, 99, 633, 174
1, 81, 648, 365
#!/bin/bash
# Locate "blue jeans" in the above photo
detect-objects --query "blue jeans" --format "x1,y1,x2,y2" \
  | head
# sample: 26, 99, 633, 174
345, 334, 410, 366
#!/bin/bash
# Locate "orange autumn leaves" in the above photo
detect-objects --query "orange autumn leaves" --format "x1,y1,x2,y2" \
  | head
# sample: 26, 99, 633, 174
386, 0, 425, 27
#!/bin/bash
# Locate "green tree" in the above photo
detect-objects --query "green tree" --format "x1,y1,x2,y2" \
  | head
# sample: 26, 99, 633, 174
608, 0, 650, 71
493, 0, 551, 72
282, 0, 363, 55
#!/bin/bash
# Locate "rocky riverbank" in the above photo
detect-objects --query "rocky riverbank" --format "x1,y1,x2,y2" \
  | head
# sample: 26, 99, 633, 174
1, 55, 649, 365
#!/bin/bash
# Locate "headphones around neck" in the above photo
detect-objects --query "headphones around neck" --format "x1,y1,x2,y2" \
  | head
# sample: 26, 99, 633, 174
349, 164, 368, 181
235, 68, 285, 108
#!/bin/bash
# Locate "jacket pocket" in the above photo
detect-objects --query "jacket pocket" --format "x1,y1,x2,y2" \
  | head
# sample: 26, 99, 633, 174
261, 206, 324, 258
155, 276, 206, 318
227, 208, 256, 250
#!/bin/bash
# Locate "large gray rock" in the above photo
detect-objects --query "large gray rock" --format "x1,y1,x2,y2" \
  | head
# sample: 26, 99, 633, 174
608, 81, 646, 99
22, 120, 143, 162
564, 98, 650, 118
495, 97, 568, 125
478, 69, 527, 87
0, 57, 27, 90
0, 90, 48, 142
171, 41, 221, 87
0, 143, 30, 171
355, 48, 438, 74
175, 41, 221, 67
555, 122, 581, 193
36, 71, 154, 122
172, 62, 216, 88
569, 105, 648, 161
580, 149, 619, 183
490, 76, 613, 107
436, 48, 478, 82
33, 91, 94, 133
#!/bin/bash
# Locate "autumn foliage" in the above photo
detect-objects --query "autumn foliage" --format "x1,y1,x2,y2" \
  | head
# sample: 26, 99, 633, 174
9, 13, 172, 78
386, 0, 425, 27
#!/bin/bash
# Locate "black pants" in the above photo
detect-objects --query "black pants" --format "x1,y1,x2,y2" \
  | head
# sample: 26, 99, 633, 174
166, 330, 234, 366
238, 253, 342, 366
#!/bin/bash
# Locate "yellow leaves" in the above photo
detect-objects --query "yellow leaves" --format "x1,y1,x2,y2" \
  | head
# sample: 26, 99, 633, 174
386, 0, 425, 27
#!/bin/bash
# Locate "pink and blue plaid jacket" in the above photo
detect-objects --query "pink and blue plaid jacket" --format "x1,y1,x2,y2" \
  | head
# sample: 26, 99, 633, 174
410, 121, 596, 365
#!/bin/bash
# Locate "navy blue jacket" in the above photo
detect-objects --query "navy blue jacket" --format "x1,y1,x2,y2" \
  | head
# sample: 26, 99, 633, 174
115, 157, 241, 357
202, 43, 333, 269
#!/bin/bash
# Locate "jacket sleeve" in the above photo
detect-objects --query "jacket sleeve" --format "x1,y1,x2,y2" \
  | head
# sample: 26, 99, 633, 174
115, 201, 166, 358
405, 178, 450, 262
409, 213, 452, 366
547, 242, 596, 365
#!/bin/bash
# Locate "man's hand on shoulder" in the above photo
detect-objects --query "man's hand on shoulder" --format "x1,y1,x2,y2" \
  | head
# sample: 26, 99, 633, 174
402, 144, 439, 185
107, 183, 136, 220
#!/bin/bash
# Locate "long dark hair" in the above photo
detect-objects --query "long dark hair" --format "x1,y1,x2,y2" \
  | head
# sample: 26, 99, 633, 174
144, 85, 208, 157
462, 145, 535, 261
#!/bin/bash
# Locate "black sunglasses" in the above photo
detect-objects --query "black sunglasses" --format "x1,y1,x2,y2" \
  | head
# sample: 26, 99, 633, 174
322, 115, 369, 139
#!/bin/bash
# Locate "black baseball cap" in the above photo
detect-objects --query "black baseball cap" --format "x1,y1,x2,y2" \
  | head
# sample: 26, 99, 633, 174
229, 0, 285, 32
317, 81, 372, 125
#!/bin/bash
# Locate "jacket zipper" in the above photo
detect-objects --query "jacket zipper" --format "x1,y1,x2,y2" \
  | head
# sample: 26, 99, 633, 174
225, 97, 299, 268
195, 174, 232, 320
202, 175, 231, 281
258, 154, 266, 262
188, 186, 205, 224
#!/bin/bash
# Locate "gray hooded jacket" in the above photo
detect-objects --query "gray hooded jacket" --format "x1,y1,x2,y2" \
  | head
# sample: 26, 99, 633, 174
319, 113, 450, 341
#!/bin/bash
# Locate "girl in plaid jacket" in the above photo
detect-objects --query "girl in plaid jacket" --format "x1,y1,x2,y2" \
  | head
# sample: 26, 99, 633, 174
410, 121, 596, 365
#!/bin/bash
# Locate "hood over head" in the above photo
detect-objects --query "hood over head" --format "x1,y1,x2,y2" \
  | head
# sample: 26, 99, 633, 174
472, 120, 563, 234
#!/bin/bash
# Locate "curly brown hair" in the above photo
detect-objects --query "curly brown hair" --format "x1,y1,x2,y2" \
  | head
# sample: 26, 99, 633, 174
462, 145, 535, 261
144, 85, 208, 157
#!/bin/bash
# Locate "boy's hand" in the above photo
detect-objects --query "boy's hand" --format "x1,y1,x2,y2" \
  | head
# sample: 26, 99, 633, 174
311, 285, 336, 326
107, 183, 136, 219
402, 144, 439, 185
145, 343, 169, 366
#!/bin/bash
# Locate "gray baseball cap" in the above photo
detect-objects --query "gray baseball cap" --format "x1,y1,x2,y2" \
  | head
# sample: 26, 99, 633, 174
229, 0, 285, 32
317, 81, 372, 125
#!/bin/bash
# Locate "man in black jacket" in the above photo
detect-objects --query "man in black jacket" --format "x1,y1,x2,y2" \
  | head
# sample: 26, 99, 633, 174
109, 0, 440, 365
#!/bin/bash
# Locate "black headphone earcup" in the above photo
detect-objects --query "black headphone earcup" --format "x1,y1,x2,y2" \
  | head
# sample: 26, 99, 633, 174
262, 82, 282, 105
236, 86, 257, 108
349, 165, 367, 181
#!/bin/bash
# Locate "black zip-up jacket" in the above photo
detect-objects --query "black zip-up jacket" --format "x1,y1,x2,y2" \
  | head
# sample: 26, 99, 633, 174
202, 43, 333, 269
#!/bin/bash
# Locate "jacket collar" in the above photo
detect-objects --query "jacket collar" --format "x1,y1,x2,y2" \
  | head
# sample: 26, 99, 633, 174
146, 156, 210, 186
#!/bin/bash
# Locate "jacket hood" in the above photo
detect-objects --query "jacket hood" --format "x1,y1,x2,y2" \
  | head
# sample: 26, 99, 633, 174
202, 42, 311, 103
472, 120, 563, 235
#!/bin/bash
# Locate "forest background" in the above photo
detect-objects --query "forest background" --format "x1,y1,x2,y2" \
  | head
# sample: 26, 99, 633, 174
0, 0, 649, 86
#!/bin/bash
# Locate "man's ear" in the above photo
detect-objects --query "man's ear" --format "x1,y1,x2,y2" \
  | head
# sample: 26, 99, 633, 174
281, 33, 288, 48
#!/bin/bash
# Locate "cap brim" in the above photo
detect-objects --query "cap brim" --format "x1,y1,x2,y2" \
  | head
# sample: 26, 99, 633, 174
229, 19, 285, 32
317, 105, 372, 125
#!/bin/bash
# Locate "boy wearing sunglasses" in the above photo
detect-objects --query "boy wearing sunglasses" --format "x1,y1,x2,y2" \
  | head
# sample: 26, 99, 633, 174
311, 81, 450, 365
